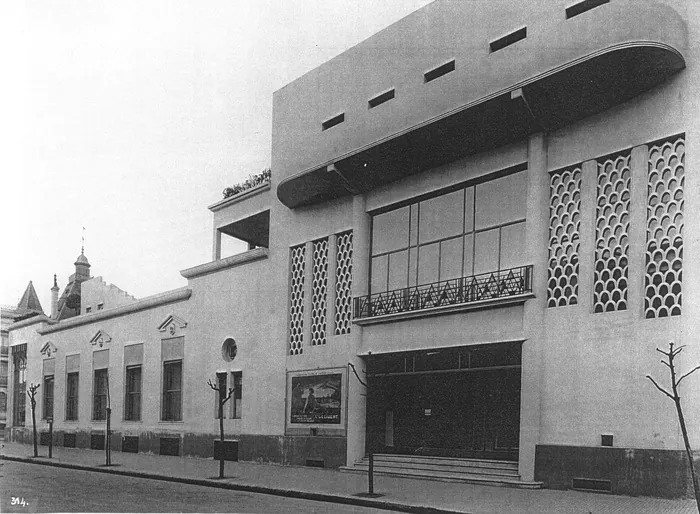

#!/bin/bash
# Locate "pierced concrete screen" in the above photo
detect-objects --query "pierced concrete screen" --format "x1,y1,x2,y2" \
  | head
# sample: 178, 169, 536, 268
645, 135, 684, 318
311, 238, 329, 346
335, 231, 353, 335
594, 152, 631, 313
289, 244, 306, 355
548, 166, 581, 307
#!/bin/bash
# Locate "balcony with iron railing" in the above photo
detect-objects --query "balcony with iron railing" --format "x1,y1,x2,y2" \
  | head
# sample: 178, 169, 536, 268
353, 265, 533, 324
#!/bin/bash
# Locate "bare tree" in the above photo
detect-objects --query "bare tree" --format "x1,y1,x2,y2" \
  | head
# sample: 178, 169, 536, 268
27, 383, 40, 458
208, 378, 234, 479
349, 362, 382, 497
646, 341, 700, 510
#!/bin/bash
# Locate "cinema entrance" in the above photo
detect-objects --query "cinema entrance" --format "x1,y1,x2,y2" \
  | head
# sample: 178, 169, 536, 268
364, 342, 521, 461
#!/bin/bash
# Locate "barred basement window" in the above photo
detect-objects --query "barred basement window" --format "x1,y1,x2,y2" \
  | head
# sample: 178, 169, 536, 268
548, 166, 581, 307
645, 134, 684, 318
335, 231, 353, 335
289, 244, 306, 355
594, 152, 631, 313
311, 238, 329, 346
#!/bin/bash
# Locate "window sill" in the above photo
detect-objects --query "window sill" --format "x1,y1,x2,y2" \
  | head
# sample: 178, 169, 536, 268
158, 420, 184, 424
353, 292, 534, 325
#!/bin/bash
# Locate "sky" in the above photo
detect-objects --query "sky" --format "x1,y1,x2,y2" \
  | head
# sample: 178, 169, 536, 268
1, 0, 433, 311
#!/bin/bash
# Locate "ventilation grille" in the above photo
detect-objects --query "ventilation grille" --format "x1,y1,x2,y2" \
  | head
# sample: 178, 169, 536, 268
289, 244, 306, 355
311, 238, 329, 346
645, 134, 684, 319
335, 231, 353, 335
159, 437, 180, 456
90, 433, 105, 451
594, 152, 631, 313
306, 458, 325, 468
122, 436, 139, 453
572, 477, 612, 492
548, 166, 581, 308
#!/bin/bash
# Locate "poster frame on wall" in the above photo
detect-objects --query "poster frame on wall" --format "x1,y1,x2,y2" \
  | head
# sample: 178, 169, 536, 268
285, 366, 347, 436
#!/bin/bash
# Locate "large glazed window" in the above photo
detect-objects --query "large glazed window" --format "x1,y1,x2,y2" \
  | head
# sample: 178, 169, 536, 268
370, 169, 527, 294
124, 365, 142, 421
162, 360, 182, 421
12, 345, 27, 426
645, 135, 684, 318
42, 375, 54, 420
65, 372, 79, 421
547, 166, 581, 307
594, 152, 630, 313
92, 368, 108, 421
289, 244, 306, 355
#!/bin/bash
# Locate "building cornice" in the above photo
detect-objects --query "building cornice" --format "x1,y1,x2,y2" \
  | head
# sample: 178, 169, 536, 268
38, 287, 192, 335
208, 182, 271, 213
180, 247, 268, 279
8, 314, 52, 331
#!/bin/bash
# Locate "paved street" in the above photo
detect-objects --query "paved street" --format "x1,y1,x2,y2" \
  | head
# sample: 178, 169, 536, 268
0, 461, 386, 513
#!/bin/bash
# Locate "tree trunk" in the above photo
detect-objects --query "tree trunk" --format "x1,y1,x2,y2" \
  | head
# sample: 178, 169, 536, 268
674, 397, 700, 511
31, 401, 38, 458
219, 402, 225, 479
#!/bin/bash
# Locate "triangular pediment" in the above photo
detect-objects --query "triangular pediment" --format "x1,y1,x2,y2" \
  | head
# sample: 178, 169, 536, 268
158, 314, 188, 337
40, 341, 57, 358
90, 330, 112, 348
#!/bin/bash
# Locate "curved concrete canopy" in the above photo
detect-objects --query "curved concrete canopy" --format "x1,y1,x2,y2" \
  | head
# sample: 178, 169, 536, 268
277, 1, 686, 209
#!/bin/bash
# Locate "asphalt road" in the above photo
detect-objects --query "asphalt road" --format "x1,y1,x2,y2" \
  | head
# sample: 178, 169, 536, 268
0, 460, 387, 513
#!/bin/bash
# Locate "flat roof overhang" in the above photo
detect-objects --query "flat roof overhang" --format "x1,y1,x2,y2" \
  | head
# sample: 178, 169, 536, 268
219, 209, 270, 248
277, 43, 685, 209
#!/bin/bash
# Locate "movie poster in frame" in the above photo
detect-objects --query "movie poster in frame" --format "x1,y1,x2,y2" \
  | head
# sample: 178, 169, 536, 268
286, 367, 347, 434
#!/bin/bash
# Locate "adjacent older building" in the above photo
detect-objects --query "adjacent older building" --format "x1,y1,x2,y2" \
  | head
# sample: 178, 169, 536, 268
6, 0, 699, 499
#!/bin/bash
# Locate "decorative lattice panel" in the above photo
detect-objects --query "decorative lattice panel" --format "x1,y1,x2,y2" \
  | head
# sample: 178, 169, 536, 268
645, 135, 684, 318
594, 153, 631, 313
335, 231, 353, 335
289, 244, 306, 355
311, 238, 329, 345
548, 166, 581, 307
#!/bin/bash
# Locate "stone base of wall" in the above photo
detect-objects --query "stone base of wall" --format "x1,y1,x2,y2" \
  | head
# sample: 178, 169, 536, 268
5, 427, 347, 468
535, 444, 700, 499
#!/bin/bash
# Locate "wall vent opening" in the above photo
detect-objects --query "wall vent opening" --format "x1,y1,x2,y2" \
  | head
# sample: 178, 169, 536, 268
369, 89, 395, 109
159, 437, 180, 456
122, 436, 139, 453
40, 431, 51, 446
90, 433, 105, 450
566, 0, 610, 19
490, 27, 527, 53
601, 434, 614, 447
322, 113, 345, 131
572, 478, 612, 492
424, 60, 455, 83
63, 433, 76, 448
306, 458, 325, 468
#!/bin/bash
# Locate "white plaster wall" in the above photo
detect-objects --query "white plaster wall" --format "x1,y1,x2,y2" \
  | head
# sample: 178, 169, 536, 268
81, 277, 136, 315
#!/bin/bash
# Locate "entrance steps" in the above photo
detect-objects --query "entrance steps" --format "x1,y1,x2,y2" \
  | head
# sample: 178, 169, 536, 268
340, 454, 543, 489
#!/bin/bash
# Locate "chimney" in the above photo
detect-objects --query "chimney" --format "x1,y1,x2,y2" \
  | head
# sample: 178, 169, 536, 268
51, 274, 59, 319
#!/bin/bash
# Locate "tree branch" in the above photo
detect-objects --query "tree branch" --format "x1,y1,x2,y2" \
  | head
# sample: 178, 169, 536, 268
207, 379, 217, 391
662, 359, 672, 370
646, 375, 674, 400
349, 362, 367, 388
676, 365, 700, 388
656, 347, 670, 357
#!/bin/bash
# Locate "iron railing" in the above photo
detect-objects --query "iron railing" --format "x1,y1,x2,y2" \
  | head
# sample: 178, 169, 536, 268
354, 265, 533, 319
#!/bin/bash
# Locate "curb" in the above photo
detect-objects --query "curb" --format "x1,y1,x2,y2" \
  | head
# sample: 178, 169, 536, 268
1, 455, 469, 514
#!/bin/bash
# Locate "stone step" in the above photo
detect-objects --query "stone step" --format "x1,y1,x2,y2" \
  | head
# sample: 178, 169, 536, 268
340, 464, 543, 489
367, 454, 519, 471
352, 460, 520, 477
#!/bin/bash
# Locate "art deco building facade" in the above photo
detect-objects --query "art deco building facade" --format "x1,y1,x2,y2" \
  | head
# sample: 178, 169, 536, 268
6, 0, 699, 498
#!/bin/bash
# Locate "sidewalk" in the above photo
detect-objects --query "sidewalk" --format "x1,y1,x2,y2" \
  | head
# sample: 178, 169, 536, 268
1, 441, 696, 514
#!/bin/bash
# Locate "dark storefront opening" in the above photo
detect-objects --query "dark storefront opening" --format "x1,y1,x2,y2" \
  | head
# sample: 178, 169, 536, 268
365, 342, 522, 461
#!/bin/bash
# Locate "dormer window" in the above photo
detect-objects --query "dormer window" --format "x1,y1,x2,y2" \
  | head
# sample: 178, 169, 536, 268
97, 303, 104, 311
86, 307, 92, 313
